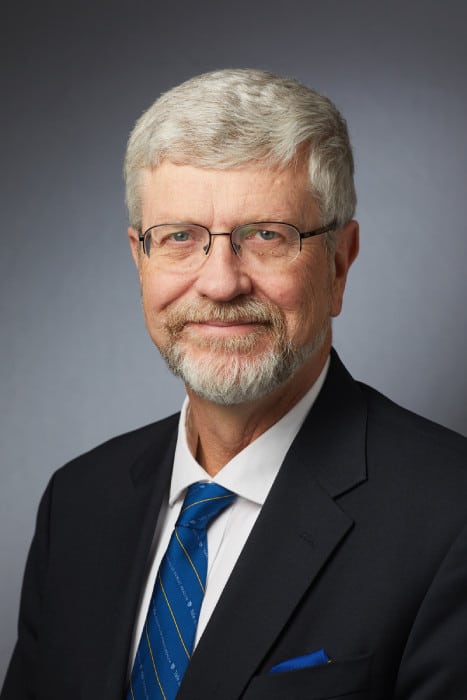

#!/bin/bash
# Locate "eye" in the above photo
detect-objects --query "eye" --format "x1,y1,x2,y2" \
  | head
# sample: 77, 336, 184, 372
168, 229, 193, 243
236, 225, 282, 242
156, 226, 205, 247
232, 223, 296, 260
255, 229, 279, 241
144, 224, 208, 261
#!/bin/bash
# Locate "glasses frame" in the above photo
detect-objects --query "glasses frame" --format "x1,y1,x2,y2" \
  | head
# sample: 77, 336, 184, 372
138, 219, 338, 258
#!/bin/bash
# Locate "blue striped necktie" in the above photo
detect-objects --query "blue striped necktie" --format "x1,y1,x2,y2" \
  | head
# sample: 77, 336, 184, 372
128, 482, 236, 700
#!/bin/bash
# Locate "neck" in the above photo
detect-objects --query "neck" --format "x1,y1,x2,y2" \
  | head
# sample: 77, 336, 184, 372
185, 346, 330, 476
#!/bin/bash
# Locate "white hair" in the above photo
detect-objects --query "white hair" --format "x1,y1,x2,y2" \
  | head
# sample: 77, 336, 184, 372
124, 69, 356, 239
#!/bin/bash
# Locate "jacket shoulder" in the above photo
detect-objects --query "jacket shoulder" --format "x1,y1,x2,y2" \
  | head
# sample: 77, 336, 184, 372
359, 381, 467, 470
53, 412, 180, 491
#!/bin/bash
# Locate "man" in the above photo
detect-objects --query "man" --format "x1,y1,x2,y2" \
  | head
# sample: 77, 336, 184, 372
2, 69, 467, 700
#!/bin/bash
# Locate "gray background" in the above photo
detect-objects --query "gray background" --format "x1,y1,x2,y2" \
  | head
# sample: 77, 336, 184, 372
1, 0, 466, 683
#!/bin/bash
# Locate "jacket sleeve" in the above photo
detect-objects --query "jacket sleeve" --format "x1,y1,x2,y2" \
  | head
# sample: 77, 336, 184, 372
1, 476, 54, 700
395, 517, 467, 698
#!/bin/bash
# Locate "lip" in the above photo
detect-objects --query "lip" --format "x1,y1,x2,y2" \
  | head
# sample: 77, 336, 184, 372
185, 320, 263, 336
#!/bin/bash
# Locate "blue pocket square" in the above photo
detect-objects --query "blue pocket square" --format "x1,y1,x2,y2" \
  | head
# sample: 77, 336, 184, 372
269, 648, 330, 674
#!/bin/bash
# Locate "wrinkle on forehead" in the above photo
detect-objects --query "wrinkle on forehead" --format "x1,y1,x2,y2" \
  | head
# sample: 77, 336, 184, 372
140, 159, 319, 232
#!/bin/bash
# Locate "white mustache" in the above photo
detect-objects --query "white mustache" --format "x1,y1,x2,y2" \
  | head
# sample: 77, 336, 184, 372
165, 300, 283, 333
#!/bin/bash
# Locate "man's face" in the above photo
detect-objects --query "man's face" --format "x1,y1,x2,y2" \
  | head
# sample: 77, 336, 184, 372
129, 160, 358, 405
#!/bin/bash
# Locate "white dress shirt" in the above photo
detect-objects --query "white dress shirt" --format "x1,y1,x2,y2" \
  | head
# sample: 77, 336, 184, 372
129, 357, 329, 667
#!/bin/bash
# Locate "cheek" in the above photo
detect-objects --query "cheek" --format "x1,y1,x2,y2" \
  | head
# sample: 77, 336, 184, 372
140, 267, 193, 315
277, 266, 333, 338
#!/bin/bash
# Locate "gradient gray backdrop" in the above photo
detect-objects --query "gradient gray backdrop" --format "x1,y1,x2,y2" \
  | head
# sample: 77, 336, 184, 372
2, 0, 466, 683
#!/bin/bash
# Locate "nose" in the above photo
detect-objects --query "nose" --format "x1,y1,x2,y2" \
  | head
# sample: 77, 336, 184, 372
193, 233, 253, 301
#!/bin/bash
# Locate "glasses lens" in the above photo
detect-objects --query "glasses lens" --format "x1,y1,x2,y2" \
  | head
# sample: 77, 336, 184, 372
144, 224, 209, 268
232, 223, 299, 266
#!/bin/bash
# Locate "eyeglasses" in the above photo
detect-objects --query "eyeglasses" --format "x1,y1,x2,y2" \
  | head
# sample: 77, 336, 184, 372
138, 220, 337, 271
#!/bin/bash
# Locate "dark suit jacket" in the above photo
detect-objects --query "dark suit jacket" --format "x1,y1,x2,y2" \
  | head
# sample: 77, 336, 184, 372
3, 351, 467, 699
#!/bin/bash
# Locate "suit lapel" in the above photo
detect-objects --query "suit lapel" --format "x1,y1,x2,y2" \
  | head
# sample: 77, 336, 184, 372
80, 418, 178, 700
178, 351, 368, 700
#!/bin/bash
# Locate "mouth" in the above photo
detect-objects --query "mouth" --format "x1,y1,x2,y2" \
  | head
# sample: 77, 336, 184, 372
164, 300, 284, 348
184, 319, 268, 337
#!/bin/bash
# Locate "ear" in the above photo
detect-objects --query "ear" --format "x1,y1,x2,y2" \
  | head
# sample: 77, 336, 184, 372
128, 226, 142, 269
330, 220, 359, 317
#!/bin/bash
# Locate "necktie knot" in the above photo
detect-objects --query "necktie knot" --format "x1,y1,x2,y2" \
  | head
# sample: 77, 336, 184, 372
177, 482, 236, 530
128, 480, 236, 700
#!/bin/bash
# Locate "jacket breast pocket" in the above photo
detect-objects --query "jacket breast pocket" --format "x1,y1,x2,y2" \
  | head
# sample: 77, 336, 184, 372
242, 653, 372, 700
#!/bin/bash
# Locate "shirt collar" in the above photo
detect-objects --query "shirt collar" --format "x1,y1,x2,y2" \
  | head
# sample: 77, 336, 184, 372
170, 356, 330, 507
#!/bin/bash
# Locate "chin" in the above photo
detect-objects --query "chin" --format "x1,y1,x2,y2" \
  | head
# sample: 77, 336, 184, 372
157, 323, 330, 406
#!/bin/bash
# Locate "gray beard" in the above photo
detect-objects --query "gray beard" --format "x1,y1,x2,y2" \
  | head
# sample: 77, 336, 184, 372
156, 299, 329, 405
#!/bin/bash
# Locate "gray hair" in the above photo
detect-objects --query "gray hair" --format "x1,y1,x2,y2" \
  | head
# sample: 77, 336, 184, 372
124, 69, 356, 238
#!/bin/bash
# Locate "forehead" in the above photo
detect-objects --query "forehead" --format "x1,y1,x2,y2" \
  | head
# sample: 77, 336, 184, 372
140, 160, 319, 228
